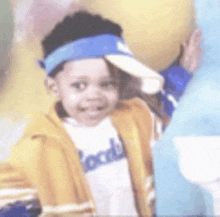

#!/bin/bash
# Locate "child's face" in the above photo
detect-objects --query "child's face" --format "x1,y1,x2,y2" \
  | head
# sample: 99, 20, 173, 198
49, 58, 120, 126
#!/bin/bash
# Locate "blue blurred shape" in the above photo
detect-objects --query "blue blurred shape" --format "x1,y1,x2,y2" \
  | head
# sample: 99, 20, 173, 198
154, 0, 220, 215
0, 200, 41, 217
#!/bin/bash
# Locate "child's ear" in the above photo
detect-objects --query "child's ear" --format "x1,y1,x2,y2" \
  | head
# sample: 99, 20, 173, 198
44, 76, 59, 97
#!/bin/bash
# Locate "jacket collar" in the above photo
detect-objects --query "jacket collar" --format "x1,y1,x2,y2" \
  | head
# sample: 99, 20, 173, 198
22, 100, 132, 141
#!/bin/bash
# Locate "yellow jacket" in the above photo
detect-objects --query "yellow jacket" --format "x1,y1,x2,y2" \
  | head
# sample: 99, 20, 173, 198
0, 98, 154, 217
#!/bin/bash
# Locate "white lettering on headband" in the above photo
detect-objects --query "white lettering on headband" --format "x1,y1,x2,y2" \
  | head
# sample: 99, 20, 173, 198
38, 34, 133, 75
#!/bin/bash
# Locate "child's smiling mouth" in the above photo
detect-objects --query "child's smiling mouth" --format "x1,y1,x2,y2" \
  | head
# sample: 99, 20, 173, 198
78, 105, 106, 118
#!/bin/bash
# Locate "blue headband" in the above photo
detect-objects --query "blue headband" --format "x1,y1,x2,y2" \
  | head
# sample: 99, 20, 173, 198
38, 34, 133, 75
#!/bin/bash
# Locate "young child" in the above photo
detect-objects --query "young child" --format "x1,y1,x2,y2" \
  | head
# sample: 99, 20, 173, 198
0, 11, 201, 217
0, 11, 163, 217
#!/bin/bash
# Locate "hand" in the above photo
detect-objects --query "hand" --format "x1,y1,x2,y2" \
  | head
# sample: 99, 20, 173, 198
178, 29, 202, 74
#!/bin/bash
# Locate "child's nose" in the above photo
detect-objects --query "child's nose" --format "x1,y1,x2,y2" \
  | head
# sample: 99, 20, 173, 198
86, 85, 103, 100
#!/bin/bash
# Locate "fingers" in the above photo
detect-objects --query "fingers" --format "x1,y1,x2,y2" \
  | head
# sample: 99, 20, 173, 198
178, 29, 203, 73
188, 29, 202, 47
182, 29, 202, 48
183, 29, 202, 56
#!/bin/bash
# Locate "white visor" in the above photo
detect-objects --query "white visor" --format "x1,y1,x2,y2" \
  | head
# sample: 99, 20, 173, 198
105, 55, 164, 94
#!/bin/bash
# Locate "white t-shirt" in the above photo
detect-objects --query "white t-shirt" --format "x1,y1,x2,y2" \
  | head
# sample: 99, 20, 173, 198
63, 117, 138, 216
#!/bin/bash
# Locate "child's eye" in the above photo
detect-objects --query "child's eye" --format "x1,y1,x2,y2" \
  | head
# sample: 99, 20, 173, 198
100, 81, 117, 89
71, 82, 87, 90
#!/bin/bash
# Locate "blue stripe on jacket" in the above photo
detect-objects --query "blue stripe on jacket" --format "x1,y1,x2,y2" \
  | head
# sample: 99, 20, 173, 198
160, 63, 192, 118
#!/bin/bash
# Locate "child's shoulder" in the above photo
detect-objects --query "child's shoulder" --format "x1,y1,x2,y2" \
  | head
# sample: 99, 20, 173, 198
117, 97, 151, 115
22, 111, 51, 136
11, 107, 63, 151
9, 108, 66, 159
112, 97, 152, 126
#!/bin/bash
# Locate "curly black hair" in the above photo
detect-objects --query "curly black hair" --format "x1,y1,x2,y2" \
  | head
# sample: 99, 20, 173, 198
41, 11, 123, 77
42, 11, 122, 58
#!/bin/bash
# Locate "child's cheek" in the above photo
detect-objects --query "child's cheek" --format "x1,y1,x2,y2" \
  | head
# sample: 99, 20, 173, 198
111, 90, 120, 105
69, 94, 77, 101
